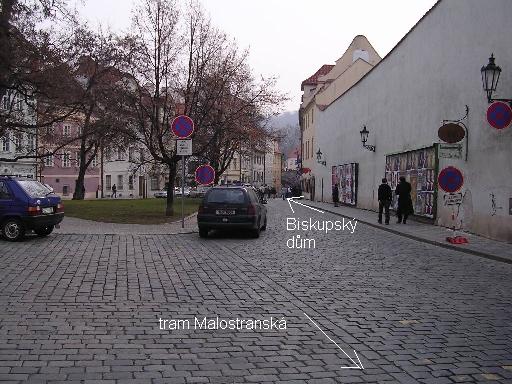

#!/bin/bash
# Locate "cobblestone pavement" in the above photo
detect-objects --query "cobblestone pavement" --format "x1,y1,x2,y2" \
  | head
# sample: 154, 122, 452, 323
1, 199, 511, 383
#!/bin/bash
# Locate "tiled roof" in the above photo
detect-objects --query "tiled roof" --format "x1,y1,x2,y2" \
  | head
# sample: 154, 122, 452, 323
301, 65, 334, 90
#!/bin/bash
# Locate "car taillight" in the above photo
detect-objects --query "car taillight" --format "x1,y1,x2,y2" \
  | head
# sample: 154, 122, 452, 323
27, 205, 41, 216
247, 204, 256, 216
56, 203, 64, 213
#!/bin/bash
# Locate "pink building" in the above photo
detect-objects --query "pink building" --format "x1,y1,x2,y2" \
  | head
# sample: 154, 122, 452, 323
38, 119, 100, 199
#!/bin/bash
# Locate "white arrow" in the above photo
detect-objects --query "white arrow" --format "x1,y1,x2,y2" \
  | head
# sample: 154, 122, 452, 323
287, 197, 325, 214
304, 312, 364, 370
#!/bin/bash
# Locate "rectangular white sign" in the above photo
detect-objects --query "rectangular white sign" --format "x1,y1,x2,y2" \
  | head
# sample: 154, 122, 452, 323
438, 143, 462, 159
176, 139, 192, 156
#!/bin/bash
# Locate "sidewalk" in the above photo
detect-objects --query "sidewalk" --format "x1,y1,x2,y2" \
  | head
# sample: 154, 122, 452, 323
56, 213, 198, 235
305, 200, 512, 264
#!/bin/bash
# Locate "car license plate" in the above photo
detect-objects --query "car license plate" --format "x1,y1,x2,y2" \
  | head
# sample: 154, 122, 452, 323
216, 209, 235, 215
42, 207, 53, 214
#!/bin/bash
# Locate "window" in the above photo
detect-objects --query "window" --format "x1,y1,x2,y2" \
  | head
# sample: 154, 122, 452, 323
46, 126, 55, 135
106, 175, 112, 190
150, 177, 159, 191
43, 154, 54, 167
117, 175, 124, 190
117, 148, 125, 161
63, 125, 71, 136
76, 152, 81, 167
105, 148, 112, 161
1, 96, 8, 110
92, 155, 98, 167
14, 133, 22, 153
129, 175, 134, 190
62, 152, 71, 167
2, 133, 10, 152
27, 134, 35, 153
128, 147, 135, 162
0, 181, 12, 199
62, 185, 69, 196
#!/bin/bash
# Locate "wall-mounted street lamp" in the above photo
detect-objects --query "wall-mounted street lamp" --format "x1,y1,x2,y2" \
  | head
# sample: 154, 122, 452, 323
359, 125, 376, 152
481, 54, 512, 105
316, 148, 326, 166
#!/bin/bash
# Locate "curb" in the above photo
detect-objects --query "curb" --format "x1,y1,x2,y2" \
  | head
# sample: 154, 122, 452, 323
306, 203, 512, 265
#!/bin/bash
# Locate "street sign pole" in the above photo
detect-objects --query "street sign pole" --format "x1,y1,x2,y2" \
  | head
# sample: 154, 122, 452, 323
182, 154, 185, 229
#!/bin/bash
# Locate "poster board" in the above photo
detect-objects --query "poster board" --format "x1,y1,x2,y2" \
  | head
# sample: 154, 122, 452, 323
385, 147, 436, 218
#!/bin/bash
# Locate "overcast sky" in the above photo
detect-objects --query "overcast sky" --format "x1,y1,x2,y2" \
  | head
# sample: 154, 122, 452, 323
74, 0, 438, 112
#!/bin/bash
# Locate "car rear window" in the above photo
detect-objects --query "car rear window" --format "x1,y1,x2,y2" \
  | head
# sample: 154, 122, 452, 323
17, 180, 52, 198
206, 189, 246, 204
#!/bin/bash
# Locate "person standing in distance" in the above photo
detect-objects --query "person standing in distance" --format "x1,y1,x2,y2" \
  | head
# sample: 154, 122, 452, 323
112, 183, 117, 199
332, 183, 339, 207
395, 176, 413, 224
378, 178, 392, 225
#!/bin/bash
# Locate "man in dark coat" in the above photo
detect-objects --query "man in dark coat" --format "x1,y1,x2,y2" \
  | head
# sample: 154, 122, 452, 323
332, 183, 339, 207
378, 178, 392, 224
395, 176, 414, 224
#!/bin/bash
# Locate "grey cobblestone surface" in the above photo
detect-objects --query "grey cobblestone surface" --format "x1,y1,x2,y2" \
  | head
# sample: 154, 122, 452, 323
0, 200, 511, 383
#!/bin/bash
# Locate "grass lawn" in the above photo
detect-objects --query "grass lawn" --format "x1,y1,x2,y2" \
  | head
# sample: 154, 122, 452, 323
63, 198, 201, 224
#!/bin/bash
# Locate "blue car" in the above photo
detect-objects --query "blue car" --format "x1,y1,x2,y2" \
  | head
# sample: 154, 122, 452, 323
0, 176, 64, 241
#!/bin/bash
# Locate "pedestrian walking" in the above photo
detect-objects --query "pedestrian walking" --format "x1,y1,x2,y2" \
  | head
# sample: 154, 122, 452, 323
395, 176, 413, 224
112, 184, 117, 198
332, 183, 339, 207
377, 178, 392, 225
271, 186, 276, 198
281, 186, 287, 200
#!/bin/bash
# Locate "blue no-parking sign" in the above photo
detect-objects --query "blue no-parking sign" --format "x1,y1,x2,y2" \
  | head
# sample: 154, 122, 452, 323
171, 115, 195, 138
195, 165, 215, 185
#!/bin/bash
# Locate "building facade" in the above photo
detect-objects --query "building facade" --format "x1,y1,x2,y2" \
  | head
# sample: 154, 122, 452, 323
299, 35, 381, 201
0, 91, 37, 178
38, 119, 101, 199
311, 0, 512, 242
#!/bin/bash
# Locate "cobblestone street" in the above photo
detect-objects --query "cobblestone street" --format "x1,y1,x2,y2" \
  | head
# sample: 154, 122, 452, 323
1, 199, 511, 383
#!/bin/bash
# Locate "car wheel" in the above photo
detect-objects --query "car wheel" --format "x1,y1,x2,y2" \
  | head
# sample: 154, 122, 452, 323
35, 225, 54, 237
199, 227, 208, 238
261, 216, 267, 231
251, 223, 260, 238
2, 218, 25, 242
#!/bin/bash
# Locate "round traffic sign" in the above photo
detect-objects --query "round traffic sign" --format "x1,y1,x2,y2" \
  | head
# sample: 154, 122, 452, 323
438, 166, 464, 193
487, 101, 512, 130
171, 115, 195, 138
195, 165, 215, 185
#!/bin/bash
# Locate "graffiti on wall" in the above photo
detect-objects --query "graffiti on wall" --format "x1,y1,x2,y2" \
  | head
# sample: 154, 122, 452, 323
385, 147, 436, 218
490, 193, 503, 216
443, 191, 466, 230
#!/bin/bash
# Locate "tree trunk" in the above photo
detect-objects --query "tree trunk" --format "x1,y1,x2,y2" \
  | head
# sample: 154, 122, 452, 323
165, 163, 177, 216
72, 137, 88, 200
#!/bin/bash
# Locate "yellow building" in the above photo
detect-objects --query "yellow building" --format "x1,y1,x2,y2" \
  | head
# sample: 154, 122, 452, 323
300, 35, 381, 201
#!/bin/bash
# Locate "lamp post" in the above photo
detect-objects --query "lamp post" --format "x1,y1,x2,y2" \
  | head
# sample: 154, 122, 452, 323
316, 148, 326, 166
360, 125, 376, 152
481, 54, 512, 105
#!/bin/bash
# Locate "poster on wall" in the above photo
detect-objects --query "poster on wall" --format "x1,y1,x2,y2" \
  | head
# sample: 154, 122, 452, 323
385, 147, 436, 218
331, 163, 358, 206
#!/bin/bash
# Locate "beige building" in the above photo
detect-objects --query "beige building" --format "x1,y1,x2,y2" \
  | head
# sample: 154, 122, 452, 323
220, 139, 281, 189
300, 35, 381, 200
272, 140, 283, 192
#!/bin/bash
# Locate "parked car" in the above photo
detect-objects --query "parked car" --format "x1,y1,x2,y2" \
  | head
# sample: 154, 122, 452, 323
175, 187, 191, 197
197, 186, 267, 239
189, 185, 212, 198
154, 189, 168, 198
0, 176, 64, 241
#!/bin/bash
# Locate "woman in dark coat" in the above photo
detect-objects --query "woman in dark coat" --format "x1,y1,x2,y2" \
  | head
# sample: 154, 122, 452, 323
395, 176, 414, 224
332, 184, 339, 207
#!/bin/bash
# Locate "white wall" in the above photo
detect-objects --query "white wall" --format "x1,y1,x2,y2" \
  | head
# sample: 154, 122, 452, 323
315, 0, 512, 242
